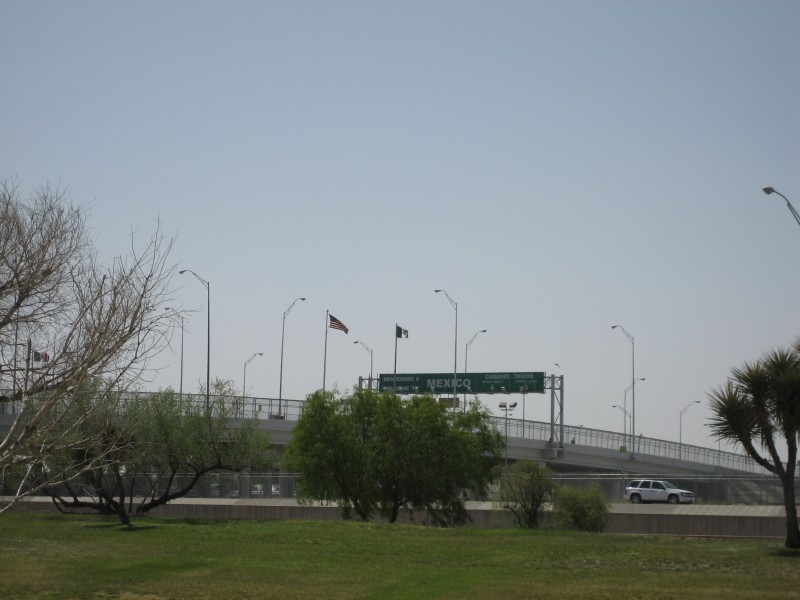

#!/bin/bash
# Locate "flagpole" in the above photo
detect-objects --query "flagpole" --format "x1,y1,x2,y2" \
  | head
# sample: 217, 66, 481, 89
394, 325, 398, 390
24, 338, 31, 397
323, 310, 329, 392
12, 311, 18, 398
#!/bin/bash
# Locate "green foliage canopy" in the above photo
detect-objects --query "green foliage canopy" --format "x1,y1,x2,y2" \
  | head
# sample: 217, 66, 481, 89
48, 379, 273, 525
553, 484, 609, 532
497, 460, 555, 528
285, 389, 504, 526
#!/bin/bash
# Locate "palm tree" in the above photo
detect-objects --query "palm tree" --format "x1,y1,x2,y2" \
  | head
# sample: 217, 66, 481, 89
708, 343, 800, 548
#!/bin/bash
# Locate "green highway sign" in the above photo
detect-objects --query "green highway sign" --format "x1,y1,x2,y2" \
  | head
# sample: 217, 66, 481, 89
378, 372, 546, 395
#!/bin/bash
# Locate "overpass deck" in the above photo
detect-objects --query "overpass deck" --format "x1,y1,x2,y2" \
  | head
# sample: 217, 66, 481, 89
0, 393, 766, 476
235, 396, 764, 476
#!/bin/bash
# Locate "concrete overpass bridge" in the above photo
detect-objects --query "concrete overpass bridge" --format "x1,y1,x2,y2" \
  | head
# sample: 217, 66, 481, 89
0, 392, 766, 479
245, 397, 765, 478
0, 392, 777, 504
243, 397, 777, 504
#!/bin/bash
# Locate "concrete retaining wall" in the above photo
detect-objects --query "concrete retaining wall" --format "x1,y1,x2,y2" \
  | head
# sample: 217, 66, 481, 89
4, 497, 787, 538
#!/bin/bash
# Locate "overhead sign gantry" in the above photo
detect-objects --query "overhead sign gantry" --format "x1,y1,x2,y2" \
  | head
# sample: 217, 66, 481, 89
377, 371, 564, 448
378, 372, 545, 395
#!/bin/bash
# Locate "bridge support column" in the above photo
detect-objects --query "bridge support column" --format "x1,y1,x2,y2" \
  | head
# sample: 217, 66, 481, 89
279, 469, 293, 498
239, 467, 251, 499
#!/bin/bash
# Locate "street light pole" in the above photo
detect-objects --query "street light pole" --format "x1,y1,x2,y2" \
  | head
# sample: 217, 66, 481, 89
180, 269, 210, 409
612, 404, 631, 439
178, 314, 184, 399
464, 329, 486, 407
624, 377, 645, 438
164, 308, 185, 399
435, 289, 458, 409
279, 297, 305, 415
243, 352, 263, 399
353, 340, 374, 381
763, 186, 800, 228
499, 401, 517, 466
9, 340, 27, 401
612, 324, 636, 453
679, 400, 701, 459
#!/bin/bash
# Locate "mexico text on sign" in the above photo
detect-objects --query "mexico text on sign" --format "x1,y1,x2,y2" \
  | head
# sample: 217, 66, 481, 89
378, 372, 546, 395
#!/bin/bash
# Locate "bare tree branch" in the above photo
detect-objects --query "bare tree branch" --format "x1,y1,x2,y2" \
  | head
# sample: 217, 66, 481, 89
0, 178, 180, 512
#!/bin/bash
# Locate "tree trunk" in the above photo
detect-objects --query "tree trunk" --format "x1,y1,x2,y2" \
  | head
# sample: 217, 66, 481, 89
112, 466, 132, 528
527, 504, 538, 529
389, 500, 400, 524
115, 498, 131, 527
780, 472, 800, 548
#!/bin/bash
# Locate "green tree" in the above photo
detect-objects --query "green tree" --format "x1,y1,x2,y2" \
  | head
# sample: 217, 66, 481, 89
285, 389, 504, 526
48, 379, 273, 526
708, 342, 800, 548
283, 389, 376, 521
497, 460, 555, 528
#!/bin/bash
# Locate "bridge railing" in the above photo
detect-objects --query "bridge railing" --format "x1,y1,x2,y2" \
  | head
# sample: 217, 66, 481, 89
1, 390, 764, 474
0, 391, 306, 420
493, 415, 765, 474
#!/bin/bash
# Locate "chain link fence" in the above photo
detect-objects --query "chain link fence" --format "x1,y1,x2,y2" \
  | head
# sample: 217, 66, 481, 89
26, 470, 790, 506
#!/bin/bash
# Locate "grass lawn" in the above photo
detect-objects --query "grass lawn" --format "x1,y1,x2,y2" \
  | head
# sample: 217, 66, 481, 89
1, 511, 799, 599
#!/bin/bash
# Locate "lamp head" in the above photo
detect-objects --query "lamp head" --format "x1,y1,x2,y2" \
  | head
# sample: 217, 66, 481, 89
480, 329, 487, 333
179, 269, 187, 274
299, 297, 306, 301
763, 186, 775, 195
434, 289, 442, 293
611, 324, 618, 329
510, 402, 518, 409
499, 401, 507, 408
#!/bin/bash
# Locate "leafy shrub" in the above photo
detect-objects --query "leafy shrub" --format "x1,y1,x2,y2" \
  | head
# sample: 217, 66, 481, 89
553, 484, 609, 532
496, 460, 555, 528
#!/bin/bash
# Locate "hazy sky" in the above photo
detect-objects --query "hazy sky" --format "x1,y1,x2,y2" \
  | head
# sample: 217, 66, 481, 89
2, 1, 798, 450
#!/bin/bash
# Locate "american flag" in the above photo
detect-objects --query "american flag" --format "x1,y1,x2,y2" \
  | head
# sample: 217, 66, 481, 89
329, 314, 349, 334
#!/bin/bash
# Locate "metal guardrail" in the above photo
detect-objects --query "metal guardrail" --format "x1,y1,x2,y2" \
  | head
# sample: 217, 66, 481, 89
1, 391, 765, 474
495, 416, 766, 474
173, 393, 769, 474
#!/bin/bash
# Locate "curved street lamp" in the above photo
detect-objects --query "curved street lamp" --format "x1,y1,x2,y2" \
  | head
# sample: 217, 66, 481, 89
679, 400, 701, 459
499, 401, 518, 465
164, 308, 184, 399
612, 324, 636, 453
243, 352, 263, 399
279, 297, 305, 414
612, 404, 632, 438
624, 377, 645, 437
353, 340, 374, 381
180, 269, 210, 409
763, 186, 800, 228
463, 329, 486, 406
435, 289, 458, 409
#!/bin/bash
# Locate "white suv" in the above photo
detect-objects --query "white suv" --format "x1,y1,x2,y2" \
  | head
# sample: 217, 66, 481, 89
624, 480, 695, 504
